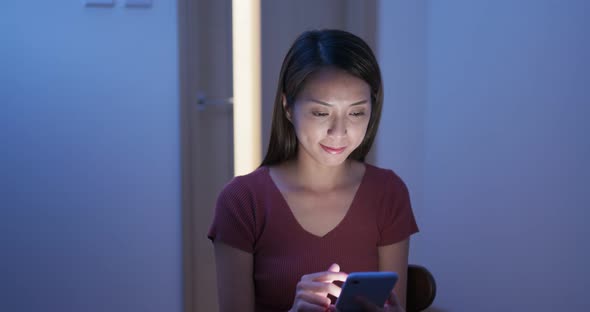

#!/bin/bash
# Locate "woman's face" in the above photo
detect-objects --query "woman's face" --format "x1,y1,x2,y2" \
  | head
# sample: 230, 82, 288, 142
286, 67, 372, 167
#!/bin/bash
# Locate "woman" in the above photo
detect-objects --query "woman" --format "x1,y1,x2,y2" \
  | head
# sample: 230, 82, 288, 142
208, 29, 419, 312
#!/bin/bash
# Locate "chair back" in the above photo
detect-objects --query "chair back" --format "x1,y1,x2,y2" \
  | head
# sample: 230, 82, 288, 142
406, 264, 436, 312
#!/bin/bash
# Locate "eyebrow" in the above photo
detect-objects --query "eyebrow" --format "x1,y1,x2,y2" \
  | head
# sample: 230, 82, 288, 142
308, 99, 369, 107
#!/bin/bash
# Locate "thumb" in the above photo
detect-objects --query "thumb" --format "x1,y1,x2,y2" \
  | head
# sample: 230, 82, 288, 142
387, 290, 401, 307
328, 263, 340, 272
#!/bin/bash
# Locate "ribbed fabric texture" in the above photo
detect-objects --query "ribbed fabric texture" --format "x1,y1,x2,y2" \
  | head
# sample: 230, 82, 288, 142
208, 164, 419, 311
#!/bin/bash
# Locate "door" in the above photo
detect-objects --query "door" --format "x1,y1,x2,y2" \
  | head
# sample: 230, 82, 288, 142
179, 1, 233, 312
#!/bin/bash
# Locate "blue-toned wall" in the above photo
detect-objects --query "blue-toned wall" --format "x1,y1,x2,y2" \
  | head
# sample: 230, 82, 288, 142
1, 2, 182, 312
376, 1, 590, 311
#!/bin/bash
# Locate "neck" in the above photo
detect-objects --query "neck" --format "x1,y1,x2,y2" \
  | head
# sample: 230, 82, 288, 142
287, 154, 353, 192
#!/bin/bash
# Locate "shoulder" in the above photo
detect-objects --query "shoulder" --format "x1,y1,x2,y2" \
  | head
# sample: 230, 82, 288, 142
222, 166, 269, 191
364, 163, 407, 191
218, 166, 269, 202
209, 168, 269, 252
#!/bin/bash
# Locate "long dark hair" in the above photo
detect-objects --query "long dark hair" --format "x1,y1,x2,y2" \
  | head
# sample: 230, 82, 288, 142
261, 29, 383, 166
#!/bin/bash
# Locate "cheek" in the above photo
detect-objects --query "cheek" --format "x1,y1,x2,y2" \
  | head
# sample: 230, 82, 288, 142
349, 115, 370, 130
350, 119, 371, 145
294, 116, 333, 143
293, 118, 326, 140
351, 122, 369, 140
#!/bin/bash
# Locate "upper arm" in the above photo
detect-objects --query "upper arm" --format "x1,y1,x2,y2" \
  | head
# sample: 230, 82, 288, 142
213, 241, 255, 312
378, 238, 410, 309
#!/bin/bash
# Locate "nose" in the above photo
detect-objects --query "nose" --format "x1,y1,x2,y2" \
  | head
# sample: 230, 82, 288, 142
327, 116, 347, 137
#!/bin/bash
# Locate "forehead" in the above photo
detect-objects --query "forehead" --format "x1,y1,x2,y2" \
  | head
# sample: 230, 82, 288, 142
297, 67, 371, 103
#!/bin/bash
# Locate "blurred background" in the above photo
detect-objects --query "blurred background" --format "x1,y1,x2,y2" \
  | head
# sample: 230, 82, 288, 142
1, 1, 588, 311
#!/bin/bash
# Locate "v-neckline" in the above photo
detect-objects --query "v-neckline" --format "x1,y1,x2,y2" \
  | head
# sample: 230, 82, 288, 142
264, 164, 370, 239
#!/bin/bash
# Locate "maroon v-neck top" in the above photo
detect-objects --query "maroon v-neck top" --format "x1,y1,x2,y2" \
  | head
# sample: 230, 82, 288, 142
208, 164, 419, 311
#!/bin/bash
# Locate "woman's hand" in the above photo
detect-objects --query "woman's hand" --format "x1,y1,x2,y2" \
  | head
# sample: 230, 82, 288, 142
289, 263, 348, 312
353, 290, 406, 312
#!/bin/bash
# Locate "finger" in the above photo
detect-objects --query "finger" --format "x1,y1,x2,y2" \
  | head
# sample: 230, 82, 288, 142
328, 263, 340, 272
295, 300, 331, 312
302, 271, 348, 283
325, 282, 343, 298
386, 290, 401, 307
297, 281, 344, 298
294, 291, 331, 308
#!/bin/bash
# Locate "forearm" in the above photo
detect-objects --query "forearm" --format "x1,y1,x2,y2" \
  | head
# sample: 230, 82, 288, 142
214, 241, 255, 312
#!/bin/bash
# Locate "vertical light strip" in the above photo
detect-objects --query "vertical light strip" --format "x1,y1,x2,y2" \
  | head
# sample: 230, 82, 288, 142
232, 0, 261, 176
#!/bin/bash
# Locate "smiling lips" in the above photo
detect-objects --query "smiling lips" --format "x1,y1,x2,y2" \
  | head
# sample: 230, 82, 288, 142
320, 144, 347, 155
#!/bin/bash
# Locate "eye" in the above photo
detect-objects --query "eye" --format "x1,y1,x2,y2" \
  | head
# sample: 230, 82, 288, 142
350, 111, 366, 117
312, 111, 329, 117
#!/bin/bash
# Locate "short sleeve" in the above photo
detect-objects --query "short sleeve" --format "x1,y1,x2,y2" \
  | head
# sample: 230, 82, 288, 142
207, 177, 257, 253
377, 170, 419, 246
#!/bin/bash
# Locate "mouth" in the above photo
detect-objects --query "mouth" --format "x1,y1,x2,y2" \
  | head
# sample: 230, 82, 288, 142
320, 144, 347, 155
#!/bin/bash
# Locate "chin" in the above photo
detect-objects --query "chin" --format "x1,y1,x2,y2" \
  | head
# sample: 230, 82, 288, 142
300, 144, 356, 167
317, 153, 351, 167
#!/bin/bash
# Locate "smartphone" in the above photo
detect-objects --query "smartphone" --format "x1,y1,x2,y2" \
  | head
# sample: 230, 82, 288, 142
335, 271, 398, 312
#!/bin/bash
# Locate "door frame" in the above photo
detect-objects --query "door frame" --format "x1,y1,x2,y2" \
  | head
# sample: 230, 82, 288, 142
177, 0, 195, 311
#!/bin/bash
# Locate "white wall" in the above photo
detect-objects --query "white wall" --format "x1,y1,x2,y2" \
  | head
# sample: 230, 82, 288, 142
376, 1, 590, 311
1, 2, 182, 312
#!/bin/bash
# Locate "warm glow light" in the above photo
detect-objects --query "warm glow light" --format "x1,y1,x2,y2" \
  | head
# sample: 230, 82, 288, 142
232, 0, 261, 176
